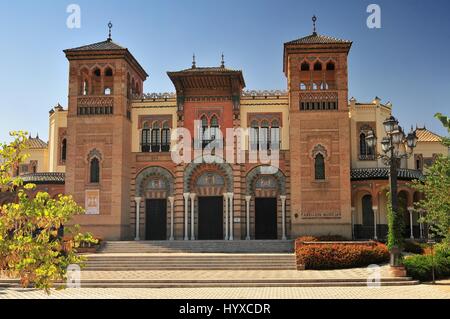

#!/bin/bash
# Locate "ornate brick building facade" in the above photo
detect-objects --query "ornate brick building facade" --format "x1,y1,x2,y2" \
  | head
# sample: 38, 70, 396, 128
3, 23, 448, 242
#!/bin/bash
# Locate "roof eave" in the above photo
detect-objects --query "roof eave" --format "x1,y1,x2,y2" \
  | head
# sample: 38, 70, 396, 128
64, 48, 148, 80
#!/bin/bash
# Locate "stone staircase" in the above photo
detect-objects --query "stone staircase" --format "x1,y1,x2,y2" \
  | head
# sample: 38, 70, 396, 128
83, 253, 297, 271
99, 240, 295, 254
81, 240, 297, 271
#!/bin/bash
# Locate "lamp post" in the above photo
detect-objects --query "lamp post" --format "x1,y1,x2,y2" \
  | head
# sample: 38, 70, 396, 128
365, 116, 418, 269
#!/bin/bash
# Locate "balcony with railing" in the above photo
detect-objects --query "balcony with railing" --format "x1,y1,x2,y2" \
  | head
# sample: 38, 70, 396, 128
141, 143, 171, 153
77, 96, 114, 116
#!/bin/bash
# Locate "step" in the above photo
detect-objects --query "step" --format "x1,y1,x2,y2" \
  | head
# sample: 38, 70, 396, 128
0, 278, 420, 289
99, 240, 295, 254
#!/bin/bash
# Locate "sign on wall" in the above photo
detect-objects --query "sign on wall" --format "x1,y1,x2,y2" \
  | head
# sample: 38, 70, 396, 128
85, 189, 100, 215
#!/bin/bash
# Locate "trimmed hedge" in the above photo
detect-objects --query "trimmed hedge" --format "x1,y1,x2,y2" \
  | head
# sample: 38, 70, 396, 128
296, 241, 389, 270
296, 235, 349, 243
403, 247, 450, 281
403, 240, 425, 254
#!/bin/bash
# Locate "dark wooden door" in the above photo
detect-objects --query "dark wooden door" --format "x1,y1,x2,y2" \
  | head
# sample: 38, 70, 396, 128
255, 198, 277, 239
198, 197, 223, 240
145, 199, 167, 240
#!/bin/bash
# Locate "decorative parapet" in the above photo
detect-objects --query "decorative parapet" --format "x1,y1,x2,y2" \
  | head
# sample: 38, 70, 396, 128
133, 92, 177, 100
133, 90, 288, 101
242, 90, 288, 98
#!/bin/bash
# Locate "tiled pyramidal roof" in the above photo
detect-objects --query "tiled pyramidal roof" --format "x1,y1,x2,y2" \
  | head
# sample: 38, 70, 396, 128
415, 128, 442, 143
65, 39, 126, 52
178, 66, 242, 73
27, 137, 48, 149
351, 168, 424, 181
21, 173, 65, 184
285, 32, 352, 45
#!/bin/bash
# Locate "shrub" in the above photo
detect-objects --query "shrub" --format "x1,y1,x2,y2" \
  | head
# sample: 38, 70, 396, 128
296, 242, 389, 270
403, 253, 450, 281
295, 235, 349, 246
317, 235, 349, 242
296, 236, 319, 244
403, 240, 425, 254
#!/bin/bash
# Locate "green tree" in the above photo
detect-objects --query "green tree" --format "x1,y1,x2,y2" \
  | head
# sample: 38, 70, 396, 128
412, 156, 450, 243
435, 113, 450, 146
0, 131, 96, 293
412, 114, 450, 245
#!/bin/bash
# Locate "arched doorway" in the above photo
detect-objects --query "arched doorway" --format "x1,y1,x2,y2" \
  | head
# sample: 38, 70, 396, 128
246, 166, 287, 240
135, 167, 174, 240
184, 158, 234, 240
361, 194, 374, 239
195, 172, 226, 240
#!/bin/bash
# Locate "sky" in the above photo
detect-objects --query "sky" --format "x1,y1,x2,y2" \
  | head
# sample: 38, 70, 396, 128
0, 0, 449, 142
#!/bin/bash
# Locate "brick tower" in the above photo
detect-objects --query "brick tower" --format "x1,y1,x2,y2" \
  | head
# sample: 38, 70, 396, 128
284, 17, 353, 237
64, 26, 148, 240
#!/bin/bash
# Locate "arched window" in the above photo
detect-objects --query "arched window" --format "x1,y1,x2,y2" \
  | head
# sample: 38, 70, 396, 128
90, 158, 100, 183
105, 68, 113, 77
61, 138, 67, 162
210, 115, 219, 140
301, 62, 310, 71
326, 62, 335, 71
362, 195, 374, 227
151, 122, 161, 152
314, 62, 322, 71
250, 120, 259, 151
131, 78, 136, 95
271, 120, 280, 150
127, 74, 131, 98
82, 80, 89, 96
312, 83, 318, 90
141, 124, 151, 152
360, 132, 367, 156
300, 83, 307, 90
135, 82, 140, 95
314, 154, 325, 180
161, 122, 171, 152
92, 68, 102, 94
104, 87, 112, 95
260, 120, 270, 150
200, 115, 210, 147
359, 132, 375, 160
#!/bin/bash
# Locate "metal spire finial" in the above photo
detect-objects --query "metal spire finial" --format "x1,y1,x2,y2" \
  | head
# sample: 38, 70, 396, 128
312, 15, 317, 35
221, 53, 225, 68
108, 21, 113, 41
192, 53, 196, 69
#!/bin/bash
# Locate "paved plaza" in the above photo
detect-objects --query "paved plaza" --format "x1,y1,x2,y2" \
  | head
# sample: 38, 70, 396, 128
1, 283, 449, 299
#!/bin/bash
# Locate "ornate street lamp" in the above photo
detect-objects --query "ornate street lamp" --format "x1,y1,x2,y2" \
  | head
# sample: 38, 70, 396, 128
383, 116, 398, 134
366, 117, 418, 271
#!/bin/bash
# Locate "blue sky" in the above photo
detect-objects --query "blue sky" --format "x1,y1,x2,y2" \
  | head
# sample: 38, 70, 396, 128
0, 0, 449, 142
